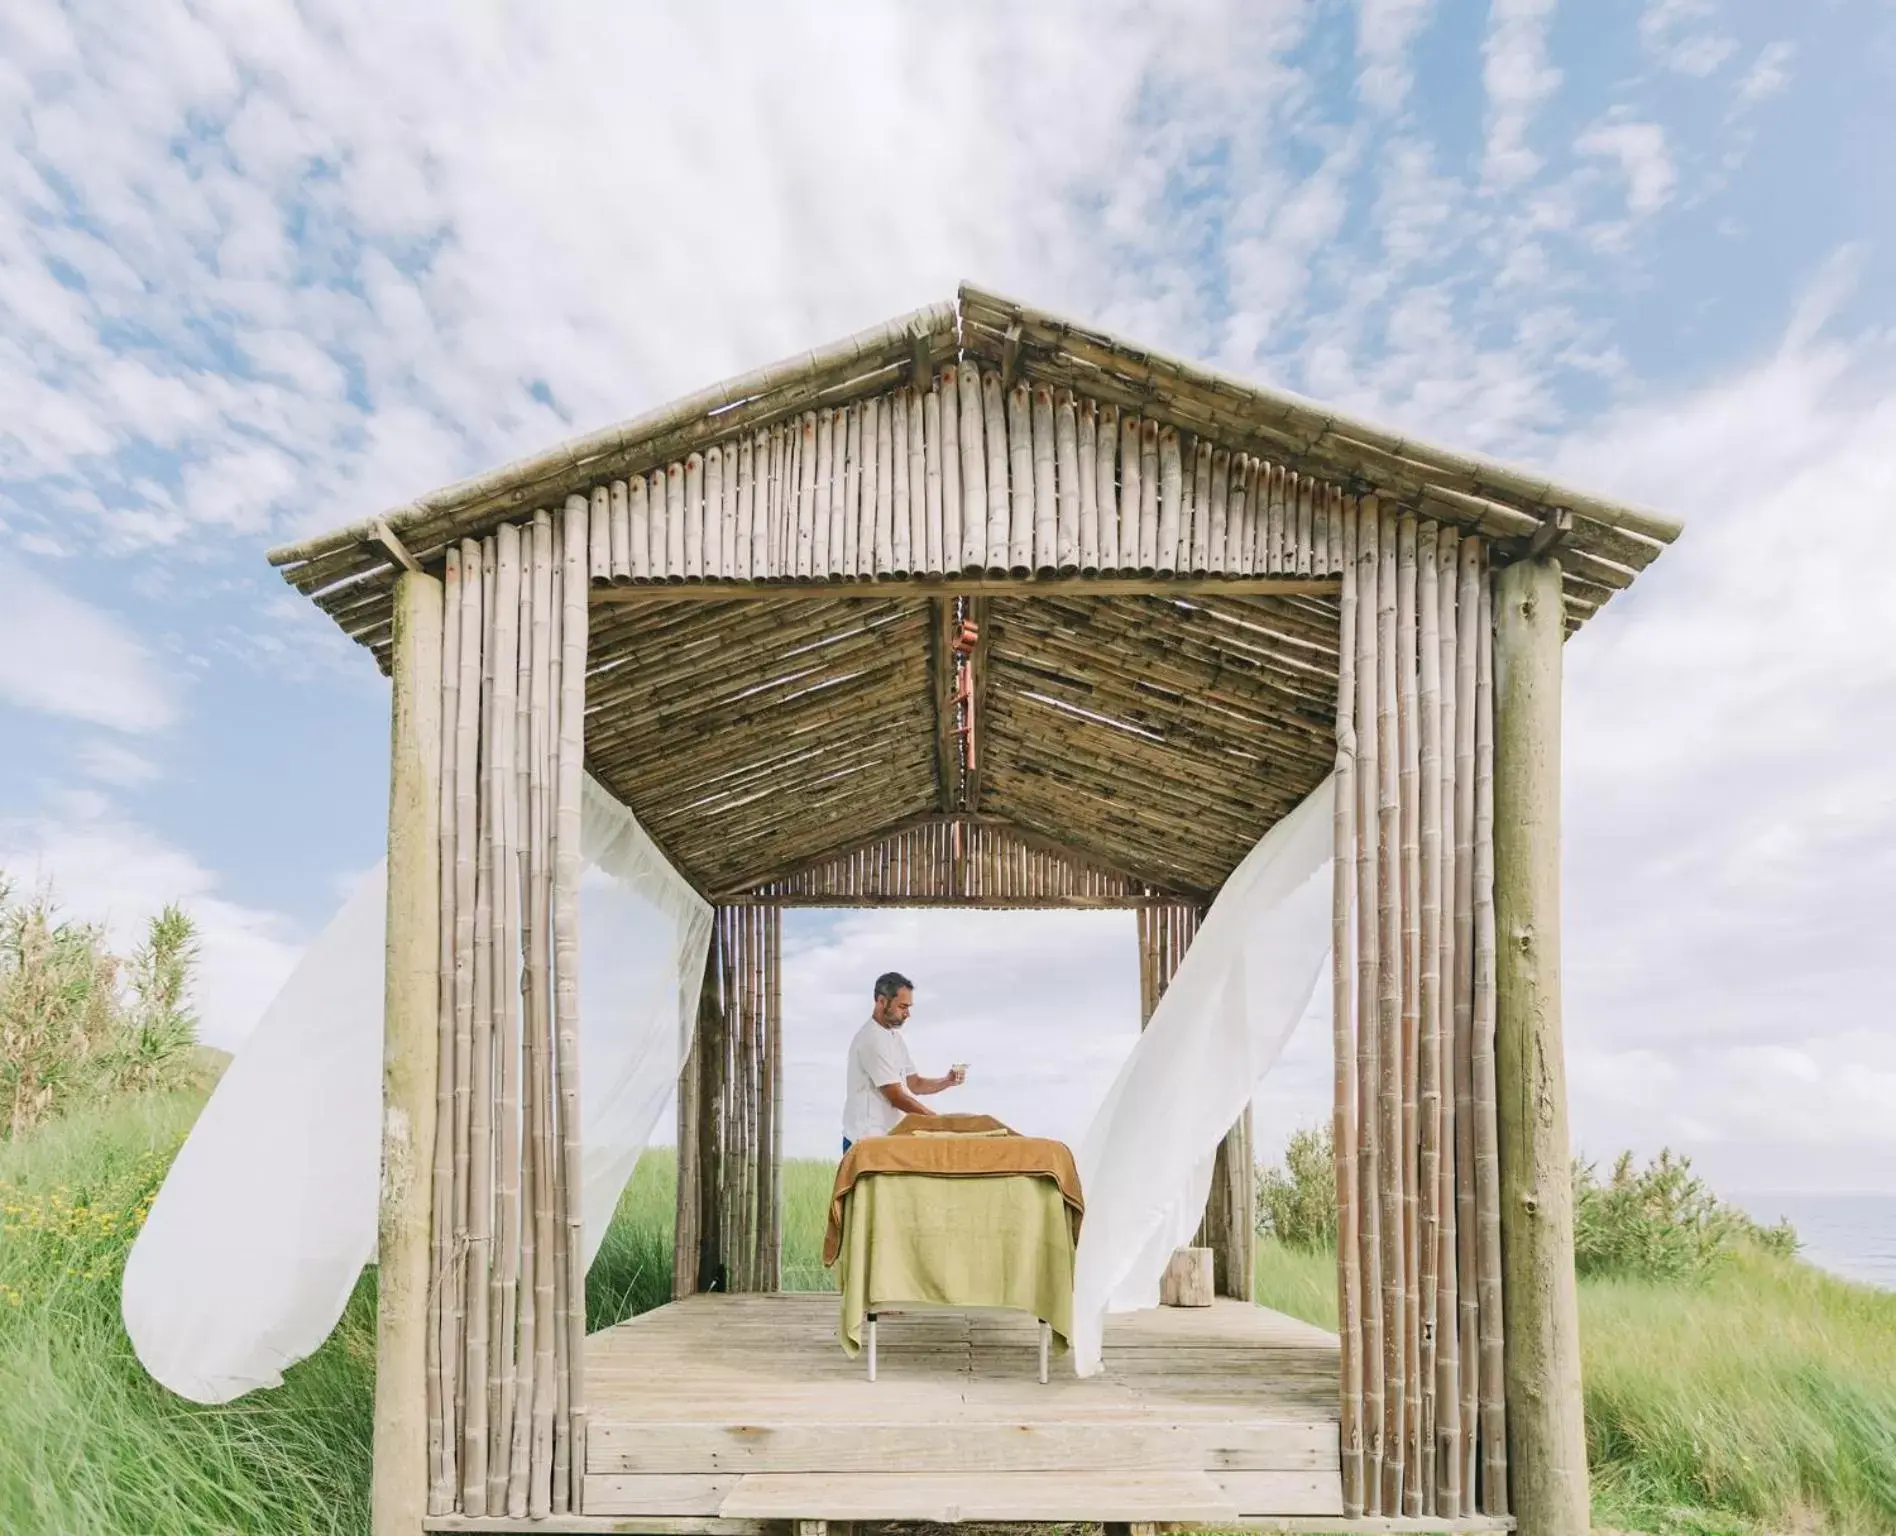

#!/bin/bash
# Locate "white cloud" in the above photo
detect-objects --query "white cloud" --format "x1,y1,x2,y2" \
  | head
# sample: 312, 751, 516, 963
1576, 115, 1678, 216
1549, 277, 1896, 1192
1639, 0, 1738, 77
1734, 40, 1795, 110
1356, 0, 1437, 112
0, 796, 303, 1049
1482, 0, 1561, 189
0, 1, 1885, 1201
77, 740, 162, 787
0, 556, 177, 731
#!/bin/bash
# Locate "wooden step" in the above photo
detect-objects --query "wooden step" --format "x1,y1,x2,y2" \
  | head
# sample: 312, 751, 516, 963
708, 1469, 1239, 1522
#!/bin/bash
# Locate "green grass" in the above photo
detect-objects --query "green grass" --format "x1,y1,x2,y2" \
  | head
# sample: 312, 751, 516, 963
5, 1094, 1893, 1535
1253, 1237, 1896, 1536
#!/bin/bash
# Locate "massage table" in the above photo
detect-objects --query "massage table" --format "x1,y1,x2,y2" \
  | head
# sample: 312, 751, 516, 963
822, 1115, 1083, 1383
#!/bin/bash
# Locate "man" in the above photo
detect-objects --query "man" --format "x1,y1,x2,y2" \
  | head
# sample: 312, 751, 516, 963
841, 971, 967, 1152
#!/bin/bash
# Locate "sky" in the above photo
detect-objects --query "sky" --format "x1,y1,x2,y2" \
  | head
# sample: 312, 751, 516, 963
2, 0, 1892, 1194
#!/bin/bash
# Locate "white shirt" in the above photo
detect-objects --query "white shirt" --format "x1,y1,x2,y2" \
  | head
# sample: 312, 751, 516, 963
842, 1017, 916, 1144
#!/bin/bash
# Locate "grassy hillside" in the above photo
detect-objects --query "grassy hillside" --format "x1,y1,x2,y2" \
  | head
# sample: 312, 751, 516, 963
2, 1093, 1892, 1534
1252, 1238, 1896, 1535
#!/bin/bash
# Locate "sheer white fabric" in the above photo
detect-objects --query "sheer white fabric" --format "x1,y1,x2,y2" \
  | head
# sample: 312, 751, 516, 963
122, 776, 711, 1404
1069, 774, 1335, 1377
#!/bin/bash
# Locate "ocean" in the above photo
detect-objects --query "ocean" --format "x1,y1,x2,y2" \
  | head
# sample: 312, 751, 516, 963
1734, 1193, 1896, 1290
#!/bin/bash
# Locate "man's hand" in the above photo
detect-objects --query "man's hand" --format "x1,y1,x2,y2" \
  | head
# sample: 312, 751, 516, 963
906, 1069, 965, 1097
877, 1081, 934, 1117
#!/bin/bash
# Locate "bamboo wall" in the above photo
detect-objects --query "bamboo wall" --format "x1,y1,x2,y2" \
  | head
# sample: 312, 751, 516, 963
1330, 499, 1505, 1520
579, 371, 1349, 587
731, 815, 1190, 908
424, 504, 592, 1520
675, 906, 783, 1297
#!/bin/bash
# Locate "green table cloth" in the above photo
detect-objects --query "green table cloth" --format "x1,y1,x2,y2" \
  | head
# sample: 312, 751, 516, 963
832, 1171, 1078, 1358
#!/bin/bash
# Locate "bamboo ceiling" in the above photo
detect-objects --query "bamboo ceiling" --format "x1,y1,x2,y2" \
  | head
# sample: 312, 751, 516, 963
269, 283, 1681, 900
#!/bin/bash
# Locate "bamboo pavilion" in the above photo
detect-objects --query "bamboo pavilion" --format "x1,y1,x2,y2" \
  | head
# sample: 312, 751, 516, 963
268, 284, 1681, 1536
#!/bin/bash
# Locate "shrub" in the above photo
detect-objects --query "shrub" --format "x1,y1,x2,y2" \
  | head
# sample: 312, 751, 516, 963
1573, 1148, 1797, 1282
1256, 1124, 1337, 1249
0, 880, 203, 1140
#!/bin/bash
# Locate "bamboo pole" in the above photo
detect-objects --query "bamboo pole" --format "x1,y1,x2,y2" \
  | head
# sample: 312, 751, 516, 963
1433, 524, 1462, 1518
806, 423, 828, 580
889, 392, 910, 575
749, 430, 770, 581
767, 906, 784, 1287
873, 394, 894, 577
723, 439, 742, 579
534, 517, 563, 1515
958, 365, 986, 572
585, 487, 607, 586
1156, 427, 1183, 575
1119, 415, 1142, 572
1188, 439, 1211, 574
628, 476, 650, 583
923, 385, 944, 577
1097, 403, 1120, 572
504, 514, 551, 1514
1332, 505, 1365, 1518
662, 461, 683, 582
907, 385, 928, 577
447, 539, 482, 1508
1416, 524, 1444, 1519
1027, 385, 1055, 574
554, 497, 589, 1510
1377, 505, 1408, 1514
606, 480, 629, 585
839, 408, 861, 581
1472, 564, 1508, 1516
1210, 448, 1231, 575
1353, 499, 1384, 1510
1494, 554, 1584, 1536
939, 369, 962, 575
461, 537, 499, 1516
426, 548, 460, 1513
1053, 388, 1079, 574
1076, 396, 1099, 573
1397, 515, 1423, 1515
488, 521, 527, 1509
1008, 382, 1036, 575
798, 412, 820, 579
1139, 419, 1160, 573
983, 371, 1010, 576
1453, 536, 1481, 1502
375, 567, 443, 1536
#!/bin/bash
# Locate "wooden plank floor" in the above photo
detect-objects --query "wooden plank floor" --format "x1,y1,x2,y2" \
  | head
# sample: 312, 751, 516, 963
581, 1291, 1344, 1523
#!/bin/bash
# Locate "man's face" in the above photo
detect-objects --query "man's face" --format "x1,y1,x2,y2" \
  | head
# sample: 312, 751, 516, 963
874, 986, 913, 1027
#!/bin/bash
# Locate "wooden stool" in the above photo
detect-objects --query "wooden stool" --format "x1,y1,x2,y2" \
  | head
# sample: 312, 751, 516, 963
1160, 1246, 1215, 1307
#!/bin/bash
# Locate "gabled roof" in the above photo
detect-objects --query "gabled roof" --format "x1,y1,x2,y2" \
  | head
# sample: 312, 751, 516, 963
268, 286, 1681, 900
268, 282, 1680, 659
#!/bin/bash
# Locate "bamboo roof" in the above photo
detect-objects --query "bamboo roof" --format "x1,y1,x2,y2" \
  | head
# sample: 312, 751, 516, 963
269, 284, 1681, 900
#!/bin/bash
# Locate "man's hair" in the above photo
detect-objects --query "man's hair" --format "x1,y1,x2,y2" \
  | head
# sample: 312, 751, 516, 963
873, 971, 914, 1001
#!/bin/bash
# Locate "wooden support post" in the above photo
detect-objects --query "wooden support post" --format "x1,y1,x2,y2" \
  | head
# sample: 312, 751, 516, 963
1196, 1109, 1255, 1299
672, 1021, 703, 1300
376, 569, 443, 1536
1493, 556, 1586, 1536
694, 935, 727, 1295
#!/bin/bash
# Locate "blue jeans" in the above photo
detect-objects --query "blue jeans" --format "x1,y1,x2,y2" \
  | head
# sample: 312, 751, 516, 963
842, 1137, 853, 1154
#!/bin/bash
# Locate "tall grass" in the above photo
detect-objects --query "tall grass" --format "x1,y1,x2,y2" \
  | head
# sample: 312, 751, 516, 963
1, 881, 206, 1141
1253, 1235, 1896, 1536
0, 1093, 375, 1535
5, 1089, 1892, 1536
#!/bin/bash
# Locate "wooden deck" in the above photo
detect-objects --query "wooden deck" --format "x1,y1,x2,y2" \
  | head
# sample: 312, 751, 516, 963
440, 1291, 1350, 1528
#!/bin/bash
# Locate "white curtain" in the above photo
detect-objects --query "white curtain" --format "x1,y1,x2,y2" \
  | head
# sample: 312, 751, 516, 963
1069, 774, 1335, 1377
121, 776, 712, 1405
